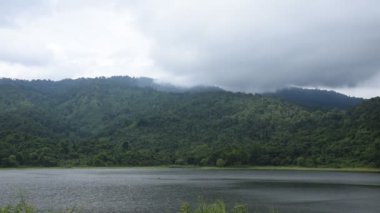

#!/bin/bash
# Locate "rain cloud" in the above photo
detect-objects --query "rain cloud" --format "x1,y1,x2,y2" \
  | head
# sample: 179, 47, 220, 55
0, 0, 379, 97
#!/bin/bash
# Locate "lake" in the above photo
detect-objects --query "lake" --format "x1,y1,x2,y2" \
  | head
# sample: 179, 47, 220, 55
0, 168, 379, 213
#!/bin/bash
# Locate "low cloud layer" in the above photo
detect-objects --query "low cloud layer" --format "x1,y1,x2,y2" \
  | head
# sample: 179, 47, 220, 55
0, 0, 379, 97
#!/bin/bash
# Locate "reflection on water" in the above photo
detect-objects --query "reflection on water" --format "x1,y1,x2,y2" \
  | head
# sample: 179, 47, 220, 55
0, 168, 379, 213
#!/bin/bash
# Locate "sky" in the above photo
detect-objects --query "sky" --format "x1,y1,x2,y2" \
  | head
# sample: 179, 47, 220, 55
0, 0, 379, 98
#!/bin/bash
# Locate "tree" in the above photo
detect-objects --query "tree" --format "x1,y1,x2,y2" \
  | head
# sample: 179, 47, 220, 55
216, 158, 226, 167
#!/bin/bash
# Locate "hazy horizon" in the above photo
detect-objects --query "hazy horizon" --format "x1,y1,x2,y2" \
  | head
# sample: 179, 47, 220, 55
1, 75, 373, 99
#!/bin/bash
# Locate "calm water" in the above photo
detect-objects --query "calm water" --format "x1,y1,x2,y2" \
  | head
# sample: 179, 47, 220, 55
0, 168, 380, 213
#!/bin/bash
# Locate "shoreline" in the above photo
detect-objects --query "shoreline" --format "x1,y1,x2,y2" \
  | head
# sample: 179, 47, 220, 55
1, 165, 379, 173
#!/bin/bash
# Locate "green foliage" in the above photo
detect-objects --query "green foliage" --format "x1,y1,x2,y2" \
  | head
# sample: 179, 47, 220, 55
0, 201, 78, 213
0, 198, 249, 213
0, 196, 34, 213
231, 204, 248, 213
180, 202, 192, 213
266, 87, 363, 110
0, 77, 379, 168
195, 200, 226, 213
216, 159, 226, 167
180, 200, 247, 213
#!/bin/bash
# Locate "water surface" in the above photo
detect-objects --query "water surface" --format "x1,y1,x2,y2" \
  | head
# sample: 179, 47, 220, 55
0, 168, 379, 212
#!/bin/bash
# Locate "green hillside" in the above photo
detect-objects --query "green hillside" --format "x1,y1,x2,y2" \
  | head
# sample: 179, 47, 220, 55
0, 77, 379, 168
264, 87, 363, 109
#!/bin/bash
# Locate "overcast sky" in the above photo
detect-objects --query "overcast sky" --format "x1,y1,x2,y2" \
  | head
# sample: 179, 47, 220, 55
0, 0, 379, 98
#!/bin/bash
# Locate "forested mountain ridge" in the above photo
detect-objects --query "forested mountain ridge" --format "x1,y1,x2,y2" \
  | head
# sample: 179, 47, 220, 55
264, 87, 364, 109
0, 77, 379, 168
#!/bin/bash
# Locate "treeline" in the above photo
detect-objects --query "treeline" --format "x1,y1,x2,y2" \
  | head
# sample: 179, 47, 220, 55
0, 77, 379, 168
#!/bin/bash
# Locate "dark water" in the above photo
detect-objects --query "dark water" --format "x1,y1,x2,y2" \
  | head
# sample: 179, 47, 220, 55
0, 168, 380, 213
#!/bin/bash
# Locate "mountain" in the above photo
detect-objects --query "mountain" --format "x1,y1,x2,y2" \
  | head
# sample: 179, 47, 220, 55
264, 87, 364, 110
0, 77, 379, 168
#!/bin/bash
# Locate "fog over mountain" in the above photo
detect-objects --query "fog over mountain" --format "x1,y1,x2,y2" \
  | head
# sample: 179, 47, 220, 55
0, 0, 380, 97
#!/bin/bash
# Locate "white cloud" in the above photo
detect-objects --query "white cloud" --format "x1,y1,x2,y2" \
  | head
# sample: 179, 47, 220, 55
0, 1, 157, 80
331, 72, 380, 98
0, 0, 379, 98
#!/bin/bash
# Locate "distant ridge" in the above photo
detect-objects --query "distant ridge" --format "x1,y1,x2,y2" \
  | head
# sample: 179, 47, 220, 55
0, 76, 222, 94
264, 87, 364, 110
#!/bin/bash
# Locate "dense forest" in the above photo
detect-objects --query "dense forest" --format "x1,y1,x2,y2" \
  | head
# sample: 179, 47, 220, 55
0, 76, 379, 168
265, 87, 363, 109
